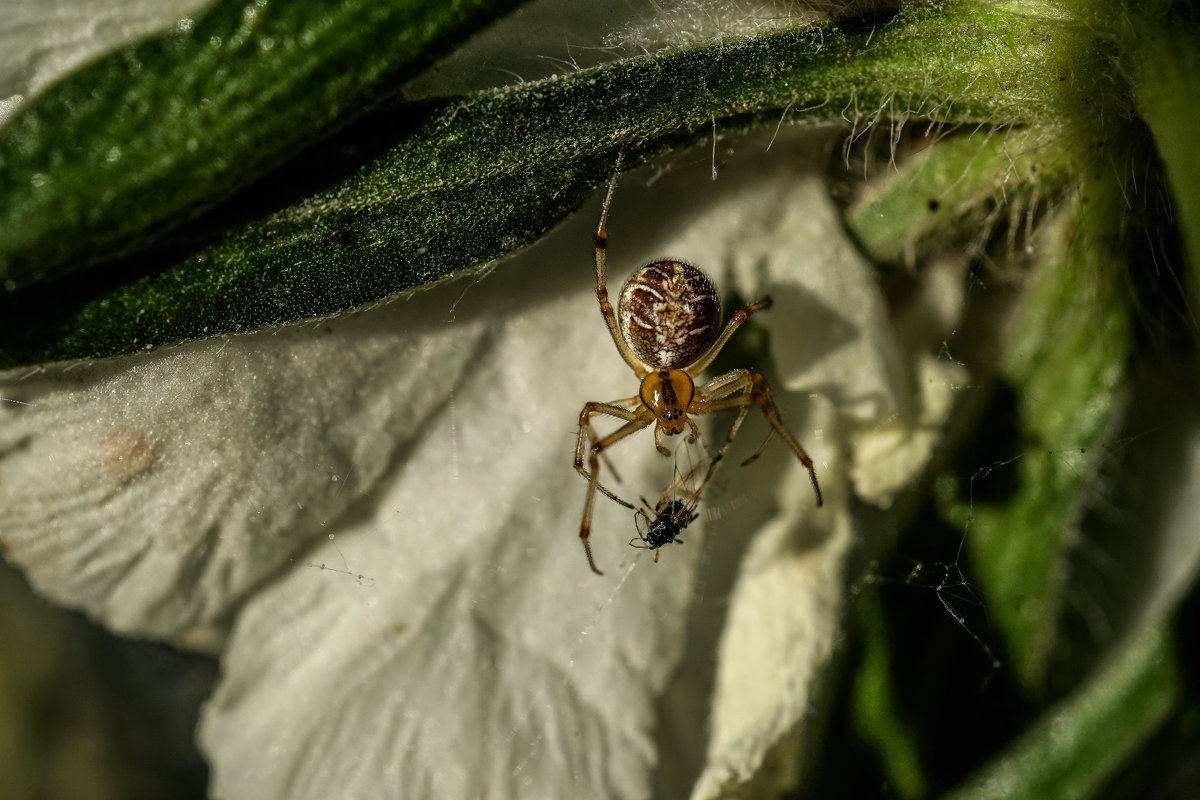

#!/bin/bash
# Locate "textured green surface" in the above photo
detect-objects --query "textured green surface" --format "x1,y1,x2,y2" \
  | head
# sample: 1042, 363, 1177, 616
939, 195, 1131, 690
848, 128, 1077, 265
0, 2, 1099, 366
0, 0, 529, 289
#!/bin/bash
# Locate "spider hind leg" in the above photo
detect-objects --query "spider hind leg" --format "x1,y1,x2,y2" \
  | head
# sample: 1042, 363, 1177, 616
693, 369, 823, 507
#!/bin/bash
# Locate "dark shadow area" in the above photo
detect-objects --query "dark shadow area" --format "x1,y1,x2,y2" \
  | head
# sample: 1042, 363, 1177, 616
0, 561, 215, 799
808, 491, 1024, 799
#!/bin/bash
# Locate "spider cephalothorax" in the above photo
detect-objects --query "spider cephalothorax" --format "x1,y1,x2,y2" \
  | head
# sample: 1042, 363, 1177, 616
574, 157, 823, 574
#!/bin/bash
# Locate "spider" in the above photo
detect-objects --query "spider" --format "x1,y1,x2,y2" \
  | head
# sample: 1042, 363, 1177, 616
574, 156, 824, 575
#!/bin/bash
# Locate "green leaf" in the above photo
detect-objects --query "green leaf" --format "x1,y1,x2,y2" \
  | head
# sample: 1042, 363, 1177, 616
848, 128, 1076, 266
937, 181, 1132, 691
851, 589, 928, 800
0, 1, 1105, 366
0, 0, 529, 289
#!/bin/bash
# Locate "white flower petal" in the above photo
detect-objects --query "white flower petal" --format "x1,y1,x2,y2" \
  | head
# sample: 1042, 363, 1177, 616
692, 445, 853, 800
199, 276, 701, 799
0, 302, 490, 638
850, 354, 968, 507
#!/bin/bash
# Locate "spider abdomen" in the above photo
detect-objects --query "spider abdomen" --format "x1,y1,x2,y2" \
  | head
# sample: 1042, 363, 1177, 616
618, 260, 720, 370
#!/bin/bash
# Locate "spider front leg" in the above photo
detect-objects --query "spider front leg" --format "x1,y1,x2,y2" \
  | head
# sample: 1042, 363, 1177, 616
593, 154, 648, 379
586, 405, 638, 484
693, 370, 823, 506
575, 400, 644, 506
575, 402, 655, 574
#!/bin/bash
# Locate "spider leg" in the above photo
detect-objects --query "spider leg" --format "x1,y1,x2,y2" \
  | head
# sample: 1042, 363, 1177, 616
653, 425, 670, 456
597, 395, 648, 479
594, 154, 650, 378
587, 419, 625, 483
685, 296, 773, 377
576, 406, 656, 574
692, 369, 823, 506
693, 403, 752, 496
575, 399, 642, 506
641, 390, 748, 515
685, 370, 754, 489
741, 429, 777, 467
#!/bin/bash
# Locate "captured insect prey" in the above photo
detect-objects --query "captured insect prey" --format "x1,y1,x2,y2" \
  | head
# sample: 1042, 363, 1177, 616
630, 453, 715, 560
633, 497, 698, 555
574, 153, 823, 575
